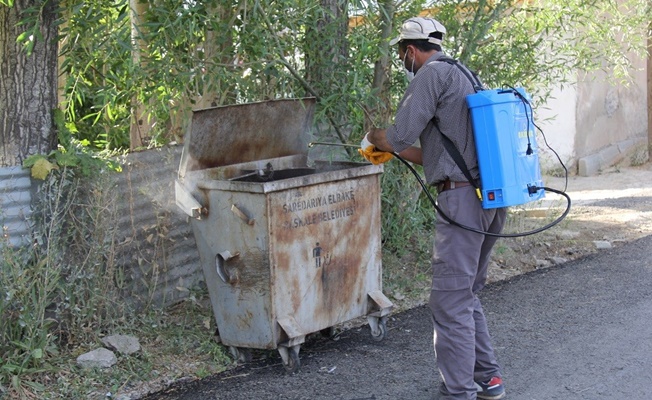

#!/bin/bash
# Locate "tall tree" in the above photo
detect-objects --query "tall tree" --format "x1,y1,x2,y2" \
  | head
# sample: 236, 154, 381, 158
305, 0, 349, 89
194, 2, 237, 109
304, 0, 350, 133
129, 0, 151, 150
368, 0, 396, 130
0, 0, 59, 167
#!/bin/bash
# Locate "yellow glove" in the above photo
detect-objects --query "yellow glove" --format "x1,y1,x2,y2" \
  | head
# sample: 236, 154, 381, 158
358, 134, 394, 165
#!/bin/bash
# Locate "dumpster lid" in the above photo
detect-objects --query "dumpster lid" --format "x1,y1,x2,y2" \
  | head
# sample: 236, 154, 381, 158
179, 98, 316, 177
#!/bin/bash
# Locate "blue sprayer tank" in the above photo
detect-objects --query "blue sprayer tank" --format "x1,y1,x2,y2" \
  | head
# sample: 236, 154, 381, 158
466, 87, 545, 209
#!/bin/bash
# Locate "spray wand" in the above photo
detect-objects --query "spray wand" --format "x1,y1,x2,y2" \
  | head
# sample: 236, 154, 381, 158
308, 141, 359, 149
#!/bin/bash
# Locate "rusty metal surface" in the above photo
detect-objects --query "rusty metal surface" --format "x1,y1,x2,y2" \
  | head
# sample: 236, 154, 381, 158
191, 190, 276, 349
189, 158, 385, 350
181, 98, 316, 175
195, 157, 383, 195
268, 173, 384, 338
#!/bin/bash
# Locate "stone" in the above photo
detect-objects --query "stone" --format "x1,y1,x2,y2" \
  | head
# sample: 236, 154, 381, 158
102, 334, 141, 355
593, 240, 612, 249
549, 257, 569, 265
557, 230, 581, 240
76, 348, 117, 369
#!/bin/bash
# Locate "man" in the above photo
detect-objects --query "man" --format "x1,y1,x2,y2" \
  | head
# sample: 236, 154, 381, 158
360, 17, 507, 400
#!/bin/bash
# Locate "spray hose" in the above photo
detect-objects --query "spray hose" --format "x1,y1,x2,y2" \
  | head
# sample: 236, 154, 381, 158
309, 141, 572, 238
391, 151, 572, 238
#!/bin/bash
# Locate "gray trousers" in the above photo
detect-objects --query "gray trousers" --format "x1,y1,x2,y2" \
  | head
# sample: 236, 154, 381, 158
429, 186, 507, 399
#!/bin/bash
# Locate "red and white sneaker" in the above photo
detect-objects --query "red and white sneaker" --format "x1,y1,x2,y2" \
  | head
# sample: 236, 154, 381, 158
475, 376, 506, 399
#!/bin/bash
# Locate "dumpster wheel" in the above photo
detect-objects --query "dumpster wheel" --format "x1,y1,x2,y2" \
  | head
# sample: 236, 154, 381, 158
320, 326, 337, 339
278, 345, 301, 374
229, 346, 252, 363
369, 316, 388, 342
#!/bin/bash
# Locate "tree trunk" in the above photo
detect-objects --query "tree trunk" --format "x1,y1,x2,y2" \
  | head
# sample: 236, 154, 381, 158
195, 3, 236, 109
367, 0, 395, 130
57, 10, 68, 110
302, 0, 350, 148
305, 0, 349, 95
0, 0, 59, 167
168, 3, 237, 145
129, 0, 151, 150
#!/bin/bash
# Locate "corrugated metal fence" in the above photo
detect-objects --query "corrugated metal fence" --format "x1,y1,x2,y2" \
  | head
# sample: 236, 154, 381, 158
0, 166, 32, 248
113, 146, 202, 307
0, 145, 203, 308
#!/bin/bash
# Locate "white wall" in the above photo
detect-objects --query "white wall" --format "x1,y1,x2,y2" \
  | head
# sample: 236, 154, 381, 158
536, 85, 578, 174
535, 55, 648, 176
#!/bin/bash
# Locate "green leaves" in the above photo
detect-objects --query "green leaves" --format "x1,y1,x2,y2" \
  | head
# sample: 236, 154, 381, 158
444, 0, 650, 99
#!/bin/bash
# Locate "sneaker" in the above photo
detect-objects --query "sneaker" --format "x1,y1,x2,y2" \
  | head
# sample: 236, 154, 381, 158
475, 377, 506, 399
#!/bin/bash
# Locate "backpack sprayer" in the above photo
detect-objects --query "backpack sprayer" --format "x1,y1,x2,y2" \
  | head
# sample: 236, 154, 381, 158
310, 61, 572, 238
401, 82, 571, 237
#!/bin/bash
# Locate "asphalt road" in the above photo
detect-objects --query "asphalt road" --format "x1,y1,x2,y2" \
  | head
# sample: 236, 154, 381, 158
142, 234, 652, 400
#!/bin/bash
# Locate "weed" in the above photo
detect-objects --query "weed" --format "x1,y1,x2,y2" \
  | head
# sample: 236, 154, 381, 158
629, 146, 649, 167
493, 243, 510, 256
542, 166, 570, 178
0, 163, 128, 398
373, 161, 438, 307
379, 162, 436, 258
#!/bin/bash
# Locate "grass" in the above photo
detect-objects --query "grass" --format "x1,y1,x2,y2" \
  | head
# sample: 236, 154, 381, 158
0, 291, 234, 399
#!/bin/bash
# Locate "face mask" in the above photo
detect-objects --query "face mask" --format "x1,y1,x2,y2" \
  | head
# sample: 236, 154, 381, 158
404, 68, 415, 82
402, 50, 416, 82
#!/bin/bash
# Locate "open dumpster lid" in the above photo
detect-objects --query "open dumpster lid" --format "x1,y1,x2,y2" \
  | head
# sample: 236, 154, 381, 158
179, 97, 317, 177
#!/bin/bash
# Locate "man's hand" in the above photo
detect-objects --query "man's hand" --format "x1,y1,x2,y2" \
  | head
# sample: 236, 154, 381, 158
358, 133, 393, 165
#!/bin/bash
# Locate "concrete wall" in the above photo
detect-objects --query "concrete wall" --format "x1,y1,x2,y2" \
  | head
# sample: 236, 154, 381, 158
537, 55, 649, 176
575, 62, 648, 176
537, 85, 578, 173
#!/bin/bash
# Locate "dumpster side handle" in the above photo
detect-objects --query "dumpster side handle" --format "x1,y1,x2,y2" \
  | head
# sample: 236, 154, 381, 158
367, 290, 393, 318
175, 180, 205, 219
216, 251, 241, 284
231, 204, 255, 225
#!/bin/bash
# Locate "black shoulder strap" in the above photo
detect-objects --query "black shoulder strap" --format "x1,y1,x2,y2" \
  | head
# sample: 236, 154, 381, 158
437, 56, 485, 93
432, 56, 483, 193
440, 134, 480, 189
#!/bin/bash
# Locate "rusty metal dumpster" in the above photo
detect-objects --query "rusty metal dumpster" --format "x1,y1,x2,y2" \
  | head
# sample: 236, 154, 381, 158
175, 98, 393, 373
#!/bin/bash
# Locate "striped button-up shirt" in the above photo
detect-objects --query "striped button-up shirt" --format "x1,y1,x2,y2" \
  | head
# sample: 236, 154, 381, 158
386, 52, 480, 186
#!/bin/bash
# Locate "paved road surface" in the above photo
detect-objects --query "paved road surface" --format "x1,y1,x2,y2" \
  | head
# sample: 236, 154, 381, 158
142, 234, 652, 400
